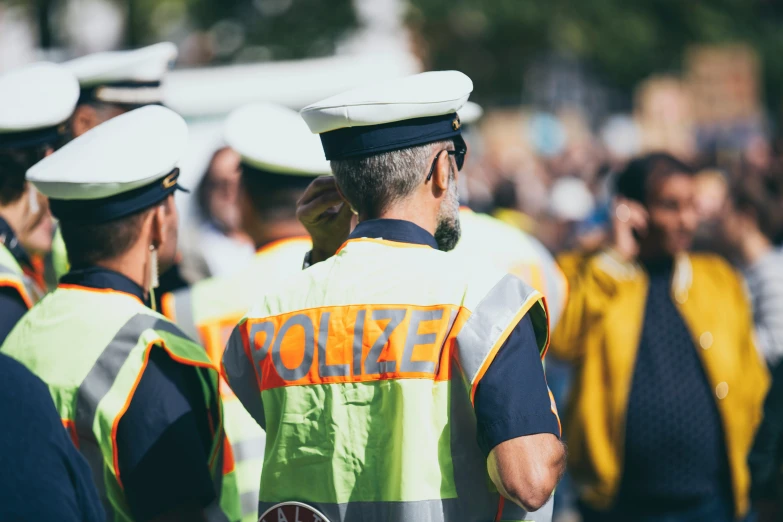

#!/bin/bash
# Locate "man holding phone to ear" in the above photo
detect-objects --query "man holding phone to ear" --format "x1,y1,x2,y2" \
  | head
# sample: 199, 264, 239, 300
550, 153, 768, 522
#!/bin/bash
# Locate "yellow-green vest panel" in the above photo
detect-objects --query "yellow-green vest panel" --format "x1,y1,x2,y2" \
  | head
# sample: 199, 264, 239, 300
456, 208, 567, 327
224, 238, 550, 522
1, 286, 240, 522
0, 243, 43, 308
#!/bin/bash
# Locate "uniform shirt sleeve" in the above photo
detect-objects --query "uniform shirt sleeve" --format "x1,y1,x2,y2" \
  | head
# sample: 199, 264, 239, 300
0, 287, 28, 344
473, 315, 561, 457
116, 348, 216, 522
0, 353, 104, 522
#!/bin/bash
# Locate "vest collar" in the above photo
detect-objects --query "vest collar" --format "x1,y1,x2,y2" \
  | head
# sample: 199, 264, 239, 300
60, 265, 148, 306
347, 219, 438, 249
596, 249, 693, 302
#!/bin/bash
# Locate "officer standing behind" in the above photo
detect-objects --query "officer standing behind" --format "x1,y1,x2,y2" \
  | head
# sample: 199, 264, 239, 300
2, 106, 240, 522
223, 71, 565, 522
0, 63, 79, 341
162, 103, 334, 522
65, 42, 178, 138
49, 42, 179, 282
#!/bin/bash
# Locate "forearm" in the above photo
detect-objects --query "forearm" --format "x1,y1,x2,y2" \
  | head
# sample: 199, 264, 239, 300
487, 434, 566, 511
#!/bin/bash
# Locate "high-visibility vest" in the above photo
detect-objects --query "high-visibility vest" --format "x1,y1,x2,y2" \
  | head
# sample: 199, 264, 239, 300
162, 237, 309, 522
456, 208, 568, 328
51, 225, 70, 280
1, 285, 241, 522
223, 236, 552, 522
0, 243, 44, 308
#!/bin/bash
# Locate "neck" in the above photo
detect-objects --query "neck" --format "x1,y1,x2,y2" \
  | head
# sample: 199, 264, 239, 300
93, 247, 150, 298
370, 202, 437, 237
740, 231, 772, 265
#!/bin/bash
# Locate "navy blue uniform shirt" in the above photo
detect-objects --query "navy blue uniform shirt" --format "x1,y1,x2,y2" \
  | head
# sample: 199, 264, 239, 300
0, 216, 33, 344
0, 352, 104, 521
60, 267, 217, 521
349, 219, 560, 455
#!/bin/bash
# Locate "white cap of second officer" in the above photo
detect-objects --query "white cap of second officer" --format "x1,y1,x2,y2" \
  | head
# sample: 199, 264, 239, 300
225, 103, 331, 176
28, 105, 188, 223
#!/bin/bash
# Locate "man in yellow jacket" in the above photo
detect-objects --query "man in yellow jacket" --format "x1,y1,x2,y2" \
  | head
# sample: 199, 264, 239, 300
551, 153, 769, 522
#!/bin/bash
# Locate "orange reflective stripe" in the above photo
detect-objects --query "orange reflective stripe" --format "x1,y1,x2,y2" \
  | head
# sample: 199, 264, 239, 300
199, 314, 243, 368
111, 341, 154, 489
241, 304, 466, 391
495, 496, 505, 522
62, 419, 79, 448
58, 283, 144, 306
222, 436, 236, 475
161, 292, 176, 322
110, 339, 224, 489
0, 277, 33, 309
335, 237, 433, 255
256, 236, 310, 255
548, 388, 562, 437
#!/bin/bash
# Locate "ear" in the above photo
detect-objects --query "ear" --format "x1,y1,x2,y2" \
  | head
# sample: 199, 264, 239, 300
432, 150, 452, 192
333, 178, 350, 205
71, 105, 99, 138
150, 205, 166, 249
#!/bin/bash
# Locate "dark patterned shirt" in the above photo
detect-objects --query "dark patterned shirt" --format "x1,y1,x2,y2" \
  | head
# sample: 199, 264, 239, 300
618, 258, 730, 511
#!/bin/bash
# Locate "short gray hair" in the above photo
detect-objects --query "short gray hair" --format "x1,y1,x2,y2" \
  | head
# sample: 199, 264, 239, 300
330, 140, 452, 218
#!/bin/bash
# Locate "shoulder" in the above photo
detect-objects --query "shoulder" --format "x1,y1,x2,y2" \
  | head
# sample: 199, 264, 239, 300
0, 353, 57, 422
688, 252, 742, 286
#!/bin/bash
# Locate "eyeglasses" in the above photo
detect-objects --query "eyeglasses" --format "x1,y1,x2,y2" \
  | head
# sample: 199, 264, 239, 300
426, 147, 467, 181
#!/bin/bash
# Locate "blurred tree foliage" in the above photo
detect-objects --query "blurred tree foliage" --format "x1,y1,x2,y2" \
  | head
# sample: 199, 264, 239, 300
128, 0, 357, 61
409, 0, 783, 110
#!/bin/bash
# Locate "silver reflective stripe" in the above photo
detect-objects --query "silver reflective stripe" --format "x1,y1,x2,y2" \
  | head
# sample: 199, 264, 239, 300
74, 314, 185, 444
73, 314, 193, 510
456, 274, 538, 384
241, 491, 259, 518
22, 274, 43, 303
170, 287, 199, 341
500, 495, 553, 522
223, 325, 266, 429
232, 435, 266, 462
258, 499, 465, 522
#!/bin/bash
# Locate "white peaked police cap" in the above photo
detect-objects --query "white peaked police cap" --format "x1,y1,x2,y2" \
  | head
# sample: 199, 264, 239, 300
224, 103, 332, 176
300, 70, 473, 161
64, 42, 178, 107
0, 62, 79, 149
27, 105, 189, 224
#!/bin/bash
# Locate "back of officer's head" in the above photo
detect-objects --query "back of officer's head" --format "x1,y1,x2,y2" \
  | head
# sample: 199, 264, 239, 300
60, 196, 178, 268
224, 103, 331, 246
301, 70, 472, 251
329, 140, 453, 218
240, 165, 313, 223
0, 147, 46, 206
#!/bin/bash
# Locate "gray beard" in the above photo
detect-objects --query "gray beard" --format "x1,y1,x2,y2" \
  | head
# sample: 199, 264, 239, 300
434, 174, 461, 252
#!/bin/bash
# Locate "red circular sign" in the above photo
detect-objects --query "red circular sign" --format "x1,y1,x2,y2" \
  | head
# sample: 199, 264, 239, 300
258, 502, 331, 522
